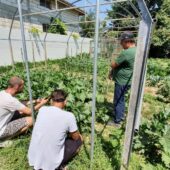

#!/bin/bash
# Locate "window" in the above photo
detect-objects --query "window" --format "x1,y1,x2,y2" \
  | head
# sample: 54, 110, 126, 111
42, 24, 50, 32
40, 0, 55, 9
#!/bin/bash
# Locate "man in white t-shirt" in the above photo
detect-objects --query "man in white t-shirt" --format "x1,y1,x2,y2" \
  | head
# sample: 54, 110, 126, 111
28, 89, 83, 170
0, 76, 48, 143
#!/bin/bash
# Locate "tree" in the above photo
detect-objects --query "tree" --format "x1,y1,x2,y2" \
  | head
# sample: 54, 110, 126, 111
79, 11, 95, 38
107, 0, 169, 58
48, 18, 67, 35
151, 0, 170, 58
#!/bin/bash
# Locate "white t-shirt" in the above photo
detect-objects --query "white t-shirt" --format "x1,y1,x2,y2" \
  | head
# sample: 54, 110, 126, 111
0, 90, 25, 136
28, 106, 78, 170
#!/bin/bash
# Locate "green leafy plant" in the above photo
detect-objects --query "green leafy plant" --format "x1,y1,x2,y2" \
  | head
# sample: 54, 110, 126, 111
28, 26, 41, 36
157, 76, 170, 103
133, 108, 170, 168
48, 18, 67, 35
0, 54, 109, 133
72, 33, 80, 40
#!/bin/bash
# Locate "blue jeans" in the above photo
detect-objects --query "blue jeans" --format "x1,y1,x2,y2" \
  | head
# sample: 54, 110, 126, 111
113, 83, 130, 123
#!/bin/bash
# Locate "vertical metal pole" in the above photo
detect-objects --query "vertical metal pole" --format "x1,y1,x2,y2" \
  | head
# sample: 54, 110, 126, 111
8, 0, 24, 69
134, 70, 146, 131
90, 0, 100, 169
17, 0, 35, 123
8, 39, 15, 68
120, 0, 153, 169
44, 41, 48, 67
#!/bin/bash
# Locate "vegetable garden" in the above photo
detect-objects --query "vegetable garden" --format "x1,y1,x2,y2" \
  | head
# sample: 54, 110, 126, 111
0, 0, 169, 169
0, 54, 170, 170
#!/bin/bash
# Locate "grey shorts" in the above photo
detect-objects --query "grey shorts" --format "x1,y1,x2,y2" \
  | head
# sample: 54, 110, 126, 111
0, 117, 28, 140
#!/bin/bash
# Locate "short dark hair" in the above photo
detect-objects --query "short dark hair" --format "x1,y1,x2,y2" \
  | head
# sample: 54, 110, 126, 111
8, 76, 24, 88
51, 89, 68, 102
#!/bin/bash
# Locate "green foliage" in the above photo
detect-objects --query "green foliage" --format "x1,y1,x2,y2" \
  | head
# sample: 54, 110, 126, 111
157, 77, 170, 103
0, 136, 31, 170
104, 31, 120, 38
72, 33, 80, 40
28, 26, 41, 36
133, 108, 170, 168
147, 59, 170, 77
79, 11, 95, 38
146, 58, 170, 86
107, 0, 169, 58
151, 0, 170, 58
48, 18, 67, 35
0, 54, 109, 133
0, 55, 169, 169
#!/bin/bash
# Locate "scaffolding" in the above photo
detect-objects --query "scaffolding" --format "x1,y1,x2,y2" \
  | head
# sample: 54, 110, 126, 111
0, 0, 154, 169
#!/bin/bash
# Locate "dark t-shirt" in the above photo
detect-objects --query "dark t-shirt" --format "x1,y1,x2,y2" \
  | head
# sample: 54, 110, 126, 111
112, 47, 136, 85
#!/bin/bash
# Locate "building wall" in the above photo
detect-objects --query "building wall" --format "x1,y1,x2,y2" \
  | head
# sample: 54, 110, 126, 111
0, 0, 81, 32
0, 27, 91, 66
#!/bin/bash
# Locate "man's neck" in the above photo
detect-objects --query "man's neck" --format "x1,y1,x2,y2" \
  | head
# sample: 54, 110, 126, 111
5, 88, 16, 96
52, 103, 64, 109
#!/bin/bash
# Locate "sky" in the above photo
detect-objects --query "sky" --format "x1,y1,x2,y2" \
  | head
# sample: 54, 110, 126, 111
68, 0, 112, 20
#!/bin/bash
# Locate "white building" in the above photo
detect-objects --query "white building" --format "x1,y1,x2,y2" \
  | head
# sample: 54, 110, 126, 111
0, 0, 85, 32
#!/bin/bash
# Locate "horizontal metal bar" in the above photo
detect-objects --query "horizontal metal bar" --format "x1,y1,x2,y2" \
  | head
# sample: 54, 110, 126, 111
15, 0, 128, 18
62, 17, 137, 25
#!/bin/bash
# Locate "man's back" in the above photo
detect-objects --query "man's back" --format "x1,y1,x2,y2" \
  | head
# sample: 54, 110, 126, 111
0, 90, 24, 136
28, 106, 78, 170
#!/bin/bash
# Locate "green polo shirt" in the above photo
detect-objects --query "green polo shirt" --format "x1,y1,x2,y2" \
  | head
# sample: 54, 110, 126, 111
112, 47, 136, 85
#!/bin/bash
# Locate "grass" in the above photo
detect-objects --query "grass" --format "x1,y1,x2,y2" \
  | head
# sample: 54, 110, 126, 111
0, 124, 123, 170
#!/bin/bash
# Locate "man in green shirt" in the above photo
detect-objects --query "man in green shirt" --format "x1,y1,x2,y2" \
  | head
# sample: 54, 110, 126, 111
109, 31, 136, 126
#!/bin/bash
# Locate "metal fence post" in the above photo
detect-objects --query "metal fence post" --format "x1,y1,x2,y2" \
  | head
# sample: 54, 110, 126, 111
120, 0, 153, 169
90, 0, 100, 169
17, 0, 35, 123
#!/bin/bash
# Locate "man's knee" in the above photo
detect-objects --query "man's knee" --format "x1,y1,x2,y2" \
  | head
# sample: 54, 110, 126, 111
25, 117, 33, 128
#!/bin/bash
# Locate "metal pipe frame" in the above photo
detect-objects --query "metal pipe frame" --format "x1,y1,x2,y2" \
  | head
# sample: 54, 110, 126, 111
51, 17, 138, 25
90, 0, 100, 168
66, 28, 78, 57
14, 0, 153, 169
120, 0, 153, 169
15, 0, 128, 18
127, 0, 141, 18
17, 0, 35, 123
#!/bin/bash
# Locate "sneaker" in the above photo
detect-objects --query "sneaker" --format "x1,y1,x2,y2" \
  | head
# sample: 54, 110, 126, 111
107, 120, 121, 128
0, 140, 13, 148
121, 117, 125, 121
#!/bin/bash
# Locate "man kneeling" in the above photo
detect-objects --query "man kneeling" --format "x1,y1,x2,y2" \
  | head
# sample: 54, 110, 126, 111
28, 89, 83, 170
0, 76, 48, 146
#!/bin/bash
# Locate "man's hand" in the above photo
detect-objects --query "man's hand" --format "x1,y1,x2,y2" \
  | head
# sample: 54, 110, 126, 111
111, 61, 119, 69
36, 98, 49, 105
34, 98, 49, 111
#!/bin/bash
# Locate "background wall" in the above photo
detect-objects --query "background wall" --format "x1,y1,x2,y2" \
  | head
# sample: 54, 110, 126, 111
0, 27, 91, 66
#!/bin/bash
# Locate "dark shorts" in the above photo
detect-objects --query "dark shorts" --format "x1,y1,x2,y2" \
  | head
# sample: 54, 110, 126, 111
0, 111, 28, 140
57, 138, 82, 169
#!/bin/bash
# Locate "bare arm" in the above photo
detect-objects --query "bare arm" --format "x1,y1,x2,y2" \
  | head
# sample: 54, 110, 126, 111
69, 131, 83, 141
19, 98, 49, 116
